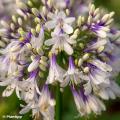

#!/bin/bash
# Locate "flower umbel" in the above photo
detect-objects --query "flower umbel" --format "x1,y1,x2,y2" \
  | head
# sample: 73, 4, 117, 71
0, 0, 120, 120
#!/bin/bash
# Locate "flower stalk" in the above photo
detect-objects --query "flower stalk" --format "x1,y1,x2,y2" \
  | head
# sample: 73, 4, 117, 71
56, 84, 62, 120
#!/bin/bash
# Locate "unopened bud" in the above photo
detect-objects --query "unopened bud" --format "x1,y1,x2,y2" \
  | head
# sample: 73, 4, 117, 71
79, 43, 84, 49
28, 0, 33, 7
41, 56, 47, 61
36, 24, 41, 33
31, 28, 36, 35
70, 34, 77, 39
39, 64, 46, 71
82, 53, 90, 61
12, 15, 17, 23
10, 23, 15, 30
109, 12, 115, 18
39, 71, 44, 78
47, 0, 53, 8
89, 4, 95, 14
97, 46, 105, 53
101, 14, 109, 23
83, 67, 89, 73
78, 59, 83, 66
18, 28, 25, 35
35, 17, 41, 24
26, 43, 32, 50
32, 8, 40, 16
66, 9, 70, 15
74, 29, 80, 35
18, 17, 23, 26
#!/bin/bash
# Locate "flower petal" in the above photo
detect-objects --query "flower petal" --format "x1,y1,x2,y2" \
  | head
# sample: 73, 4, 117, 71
45, 38, 56, 46
58, 11, 66, 18
45, 20, 56, 29
28, 59, 39, 72
63, 42, 73, 55
53, 25, 61, 35
96, 30, 107, 38
0, 79, 11, 86
63, 23, 73, 34
65, 17, 75, 24
2, 84, 15, 97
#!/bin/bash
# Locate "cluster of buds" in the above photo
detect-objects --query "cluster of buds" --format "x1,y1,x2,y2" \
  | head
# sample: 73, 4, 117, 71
0, 0, 120, 119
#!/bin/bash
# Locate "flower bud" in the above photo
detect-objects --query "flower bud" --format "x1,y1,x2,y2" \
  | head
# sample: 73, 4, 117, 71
32, 8, 40, 16
97, 46, 105, 53
12, 15, 17, 23
10, 23, 15, 30
28, 58, 39, 72
18, 17, 23, 26
28, 0, 33, 7
36, 24, 41, 33
82, 53, 90, 61
78, 59, 83, 66
83, 67, 89, 73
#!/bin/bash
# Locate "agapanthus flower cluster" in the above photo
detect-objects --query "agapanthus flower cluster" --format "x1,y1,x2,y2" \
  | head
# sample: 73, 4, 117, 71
0, 0, 120, 119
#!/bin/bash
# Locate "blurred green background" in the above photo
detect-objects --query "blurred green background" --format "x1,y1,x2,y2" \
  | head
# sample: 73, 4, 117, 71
1, 0, 120, 120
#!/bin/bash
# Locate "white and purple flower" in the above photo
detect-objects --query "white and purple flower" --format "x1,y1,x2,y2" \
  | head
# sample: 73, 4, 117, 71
45, 11, 75, 34
46, 54, 65, 84
87, 59, 112, 85
45, 33, 75, 55
61, 56, 80, 87
71, 87, 106, 116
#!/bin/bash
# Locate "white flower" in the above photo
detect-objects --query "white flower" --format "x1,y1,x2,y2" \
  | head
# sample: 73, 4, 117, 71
20, 70, 40, 102
91, 24, 109, 38
38, 85, 55, 120
61, 56, 80, 87
71, 87, 106, 116
0, 55, 18, 76
45, 11, 75, 34
0, 40, 27, 75
46, 54, 65, 84
85, 38, 107, 52
20, 101, 36, 115
90, 59, 112, 72
87, 4, 114, 38
103, 38, 120, 77
45, 33, 75, 55
0, 74, 22, 98
93, 80, 120, 100
20, 85, 55, 120
87, 59, 112, 85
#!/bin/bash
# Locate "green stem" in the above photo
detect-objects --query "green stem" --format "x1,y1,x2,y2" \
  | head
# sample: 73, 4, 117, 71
56, 84, 62, 120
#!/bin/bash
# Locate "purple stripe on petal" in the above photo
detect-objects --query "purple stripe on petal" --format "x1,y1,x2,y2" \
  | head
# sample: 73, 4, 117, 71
98, 21, 105, 26
70, 86, 77, 96
69, 56, 75, 70
87, 63, 97, 69
104, 52, 115, 61
29, 68, 39, 78
79, 88, 87, 102
110, 28, 117, 34
51, 54, 57, 66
